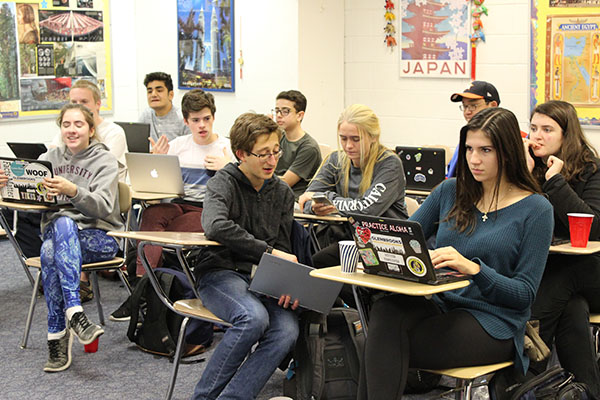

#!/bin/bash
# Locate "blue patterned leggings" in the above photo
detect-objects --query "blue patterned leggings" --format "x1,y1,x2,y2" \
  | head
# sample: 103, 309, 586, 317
41, 216, 119, 333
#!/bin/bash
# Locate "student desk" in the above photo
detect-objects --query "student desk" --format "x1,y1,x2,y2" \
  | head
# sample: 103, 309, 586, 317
549, 241, 600, 255
0, 200, 65, 287
108, 231, 220, 298
309, 266, 469, 337
293, 212, 348, 251
405, 189, 431, 197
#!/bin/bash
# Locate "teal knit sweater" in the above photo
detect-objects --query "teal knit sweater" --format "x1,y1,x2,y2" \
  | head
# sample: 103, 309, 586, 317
410, 179, 554, 373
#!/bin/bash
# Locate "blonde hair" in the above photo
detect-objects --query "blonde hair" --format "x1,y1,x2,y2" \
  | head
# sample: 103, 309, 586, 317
71, 79, 101, 103
331, 104, 392, 195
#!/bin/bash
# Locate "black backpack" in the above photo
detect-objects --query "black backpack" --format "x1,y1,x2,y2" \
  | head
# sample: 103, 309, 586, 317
283, 308, 365, 400
126, 268, 213, 357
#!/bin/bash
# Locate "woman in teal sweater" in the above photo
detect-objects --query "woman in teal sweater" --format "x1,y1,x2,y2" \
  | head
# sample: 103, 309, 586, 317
358, 108, 554, 399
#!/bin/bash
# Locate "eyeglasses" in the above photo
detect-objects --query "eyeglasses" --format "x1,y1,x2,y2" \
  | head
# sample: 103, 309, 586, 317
248, 149, 284, 160
459, 103, 486, 112
272, 107, 292, 117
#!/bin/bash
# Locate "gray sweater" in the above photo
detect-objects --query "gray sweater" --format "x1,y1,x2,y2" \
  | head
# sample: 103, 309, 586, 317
196, 162, 295, 277
39, 141, 123, 233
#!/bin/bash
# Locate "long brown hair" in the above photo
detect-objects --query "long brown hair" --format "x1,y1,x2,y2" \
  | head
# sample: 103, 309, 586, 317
531, 100, 598, 182
447, 107, 541, 233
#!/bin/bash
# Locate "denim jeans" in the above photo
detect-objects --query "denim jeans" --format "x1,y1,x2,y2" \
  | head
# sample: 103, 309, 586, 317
192, 269, 299, 400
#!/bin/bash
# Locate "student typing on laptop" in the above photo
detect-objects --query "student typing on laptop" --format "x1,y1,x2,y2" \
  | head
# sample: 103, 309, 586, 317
298, 104, 408, 268
358, 108, 554, 399
0, 104, 122, 373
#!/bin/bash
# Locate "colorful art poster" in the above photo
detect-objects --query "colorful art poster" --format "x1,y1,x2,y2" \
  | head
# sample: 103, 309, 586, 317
546, 15, 600, 106
0, 2, 20, 117
177, 0, 234, 92
551, 0, 600, 7
400, 0, 470, 78
531, 1, 600, 125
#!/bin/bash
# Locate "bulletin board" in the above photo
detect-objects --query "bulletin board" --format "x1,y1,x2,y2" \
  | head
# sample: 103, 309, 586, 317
531, 0, 600, 125
0, 0, 112, 121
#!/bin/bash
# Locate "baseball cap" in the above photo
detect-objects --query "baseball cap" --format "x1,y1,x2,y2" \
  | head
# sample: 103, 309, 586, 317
450, 81, 501, 105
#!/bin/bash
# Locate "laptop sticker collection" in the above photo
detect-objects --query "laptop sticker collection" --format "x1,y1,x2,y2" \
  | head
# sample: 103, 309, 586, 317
0, 158, 55, 204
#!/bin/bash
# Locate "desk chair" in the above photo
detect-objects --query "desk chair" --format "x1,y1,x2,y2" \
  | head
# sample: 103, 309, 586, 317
424, 361, 514, 400
136, 239, 230, 400
318, 143, 333, 158
20, 182, 132, 349
406, 197, 420, 217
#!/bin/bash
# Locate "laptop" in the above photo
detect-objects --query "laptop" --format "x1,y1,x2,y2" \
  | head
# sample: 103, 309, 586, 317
116, 122, 151, 153
7, 142, 48, 160
395, 146, 446, 191
347, 213, 468, 285
249, 253, 343, 314
125, 153, 185, 195
0, 157, 56, 205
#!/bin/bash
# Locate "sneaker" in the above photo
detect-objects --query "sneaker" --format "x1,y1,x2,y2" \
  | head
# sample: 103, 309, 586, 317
109, 297, 131, 322
43, 331, 73, 373
69, 311, 104, 345
79, 281, 93, 303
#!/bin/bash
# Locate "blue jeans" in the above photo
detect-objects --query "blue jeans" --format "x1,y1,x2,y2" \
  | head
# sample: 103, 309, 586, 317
192, 269, 299, 400
40, 216, 119, 333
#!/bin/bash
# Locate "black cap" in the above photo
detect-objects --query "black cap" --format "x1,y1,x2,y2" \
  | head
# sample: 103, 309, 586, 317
450, 81, 500, 105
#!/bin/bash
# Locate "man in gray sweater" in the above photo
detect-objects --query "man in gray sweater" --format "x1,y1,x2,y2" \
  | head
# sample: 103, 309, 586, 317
191, 113, 299, 400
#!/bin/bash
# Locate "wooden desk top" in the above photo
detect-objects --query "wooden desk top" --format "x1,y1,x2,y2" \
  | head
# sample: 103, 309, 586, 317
293, 212, 348, 223
108, 231, 220, 246
130, 190, 181, 201
549, 241, 600, 255
0, 200, 60, 211
310, 266, 469, 296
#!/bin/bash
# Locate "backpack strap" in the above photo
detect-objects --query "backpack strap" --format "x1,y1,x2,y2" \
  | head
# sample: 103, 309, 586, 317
126, 275, 149, 343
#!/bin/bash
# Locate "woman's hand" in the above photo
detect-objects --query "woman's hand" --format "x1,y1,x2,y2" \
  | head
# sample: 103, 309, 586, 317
430, 246, 480, 275
298, 191, 314, 212
0, 169, 8, 188
312, 202, 337, 216
545, 155, 564, 181
149, 134, 169, 154
523, 138, 536, 173
43, 176, 77, 198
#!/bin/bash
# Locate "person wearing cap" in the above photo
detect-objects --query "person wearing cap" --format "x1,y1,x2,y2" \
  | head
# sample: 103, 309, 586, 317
447, 81, 501, 178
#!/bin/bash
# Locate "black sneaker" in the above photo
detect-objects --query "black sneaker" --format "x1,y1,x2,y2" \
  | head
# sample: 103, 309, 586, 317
109, 297, 131, 322
69, 311, 104, 345
79, 281, 93, 303
44, 331, 73, 372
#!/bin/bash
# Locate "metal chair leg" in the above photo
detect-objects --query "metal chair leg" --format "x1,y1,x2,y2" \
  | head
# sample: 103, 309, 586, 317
454, 378, 473, 400
21, 271, 42, 349
90, 272, 104, 325
166, 317, 190, 400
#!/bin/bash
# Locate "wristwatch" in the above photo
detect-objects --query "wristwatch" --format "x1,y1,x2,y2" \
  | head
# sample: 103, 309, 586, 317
266, 245, 273, 254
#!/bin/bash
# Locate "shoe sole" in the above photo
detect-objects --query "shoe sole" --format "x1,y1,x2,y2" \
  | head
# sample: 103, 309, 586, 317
70, 326, 104, 345
108, 315, 131, 322
43, 331, 73, 373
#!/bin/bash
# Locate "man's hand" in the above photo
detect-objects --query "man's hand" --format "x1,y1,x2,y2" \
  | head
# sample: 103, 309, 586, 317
205, 147, 231, 171
278, 294, 300, 310
149, 135, 169, 154
272, 249, 297, 263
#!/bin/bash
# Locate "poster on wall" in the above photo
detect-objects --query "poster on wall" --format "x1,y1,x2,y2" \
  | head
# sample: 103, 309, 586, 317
531, 1, 600, 125
400, 0, 470, 78
177, 0, 234, 92
0, 0, 113, 121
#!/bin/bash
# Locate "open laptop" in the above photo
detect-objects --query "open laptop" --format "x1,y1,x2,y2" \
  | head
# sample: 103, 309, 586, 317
347, 213, 468, 285
7, 142, 48, 160
0, 157, 56, 205
125, 153, 185, 195
116, 122, 151, 153
249, 253, 343, 314
395, 146, 446, 191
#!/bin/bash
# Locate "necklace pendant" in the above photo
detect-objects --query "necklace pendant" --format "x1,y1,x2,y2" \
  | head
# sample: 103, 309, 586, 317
482, 213, 488, 222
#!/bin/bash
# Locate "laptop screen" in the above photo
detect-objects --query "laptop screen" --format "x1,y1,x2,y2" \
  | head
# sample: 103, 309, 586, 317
395, 146, 446, 191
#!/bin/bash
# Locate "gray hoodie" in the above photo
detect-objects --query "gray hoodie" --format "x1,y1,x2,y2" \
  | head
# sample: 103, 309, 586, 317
39, 141, 123, 233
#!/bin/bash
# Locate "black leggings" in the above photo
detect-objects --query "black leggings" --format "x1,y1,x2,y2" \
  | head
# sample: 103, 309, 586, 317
358, 294, 514, 400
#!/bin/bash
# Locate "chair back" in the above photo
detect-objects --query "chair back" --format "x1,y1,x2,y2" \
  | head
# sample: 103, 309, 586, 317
118, 182, 132, 214
318, 143, 333, 158
406, 197, 420, 217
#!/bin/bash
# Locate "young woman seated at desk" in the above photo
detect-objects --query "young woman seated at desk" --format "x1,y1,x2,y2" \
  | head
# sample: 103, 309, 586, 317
298, 104, 407, 267
0, 103, 123, 373
358, 108, 553, 399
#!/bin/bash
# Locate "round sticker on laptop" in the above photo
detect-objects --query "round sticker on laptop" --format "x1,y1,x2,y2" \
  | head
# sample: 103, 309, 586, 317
406, 256, 427, 277
36, 182, 48, 196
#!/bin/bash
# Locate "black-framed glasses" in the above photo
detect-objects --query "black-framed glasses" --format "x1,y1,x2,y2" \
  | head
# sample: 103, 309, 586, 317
272, 107, 292, 117
459, 103, 486, 112
248, 149, 284, 160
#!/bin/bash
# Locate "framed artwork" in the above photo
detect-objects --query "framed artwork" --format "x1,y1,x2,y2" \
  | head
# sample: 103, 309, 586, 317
177, 0, 234, 92
531, 0, 600, 125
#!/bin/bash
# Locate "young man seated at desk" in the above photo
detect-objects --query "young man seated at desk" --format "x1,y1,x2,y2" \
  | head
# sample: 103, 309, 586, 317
110, 89, 233, 321
190, 112, 299, 400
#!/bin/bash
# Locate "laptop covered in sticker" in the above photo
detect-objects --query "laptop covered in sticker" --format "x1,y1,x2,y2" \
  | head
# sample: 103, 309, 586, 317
0, 157, 56, 205
395, 146, 446, 191
347, 213, 468, 285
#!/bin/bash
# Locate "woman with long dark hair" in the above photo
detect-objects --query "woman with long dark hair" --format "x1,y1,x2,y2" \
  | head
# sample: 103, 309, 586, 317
359, 108, 553, 399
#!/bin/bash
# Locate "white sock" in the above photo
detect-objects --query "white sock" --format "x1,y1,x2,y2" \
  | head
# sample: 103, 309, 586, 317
48, 329, 66, 341
66, 306, 84, 322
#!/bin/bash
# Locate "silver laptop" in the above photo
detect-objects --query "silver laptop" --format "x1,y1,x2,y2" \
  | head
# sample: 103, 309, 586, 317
249, 253, 343, 314
125, 153, 185, 195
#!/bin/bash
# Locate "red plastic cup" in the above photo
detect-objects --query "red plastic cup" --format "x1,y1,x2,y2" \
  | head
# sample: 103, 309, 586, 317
567, 213, 594, 248
84, 338, 99, 353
